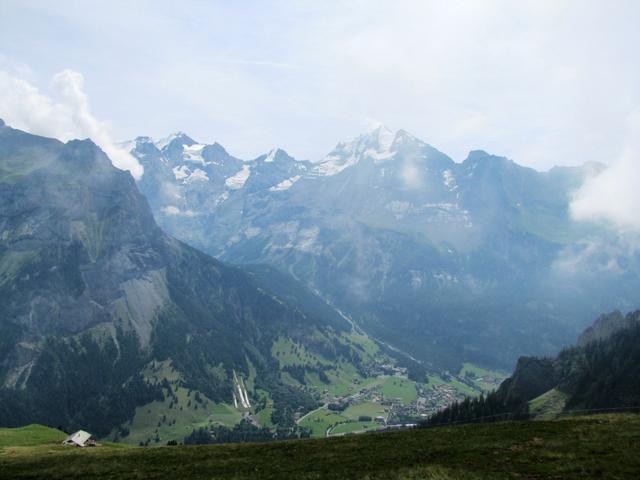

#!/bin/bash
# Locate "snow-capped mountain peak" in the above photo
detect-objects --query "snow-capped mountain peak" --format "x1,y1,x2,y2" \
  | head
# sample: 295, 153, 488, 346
154, 132, 196, 150
118, 136, 157, 155
344, 124, 396, 154
369, 124, 395, 151
312, 125, 408, 177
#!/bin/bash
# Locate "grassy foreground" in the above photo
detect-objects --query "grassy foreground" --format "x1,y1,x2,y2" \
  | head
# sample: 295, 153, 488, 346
1, 414, 639, 479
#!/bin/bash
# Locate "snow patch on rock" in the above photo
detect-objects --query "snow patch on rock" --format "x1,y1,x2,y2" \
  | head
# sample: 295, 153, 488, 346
161, 205, 197, 217
185, 168, 209, 183
172, 165, 209, 183
269, 175, 301, 191
183, 144, 206, 164
225, 165, 251, 189
155, 132, 186, 150
443, 169, 457, 191
215, 191, 230, 205
172, 165, 190, 181
264, 148, 279, 163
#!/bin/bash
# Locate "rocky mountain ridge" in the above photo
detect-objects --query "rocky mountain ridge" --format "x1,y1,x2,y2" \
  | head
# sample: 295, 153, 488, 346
128, 125, 638, 370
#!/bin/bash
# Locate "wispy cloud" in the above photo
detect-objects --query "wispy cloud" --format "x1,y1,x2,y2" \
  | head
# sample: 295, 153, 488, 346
571, 110, 640, 231
0, 69, 143, 178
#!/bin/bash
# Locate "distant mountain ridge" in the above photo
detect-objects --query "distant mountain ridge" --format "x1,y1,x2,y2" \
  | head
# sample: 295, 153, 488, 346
127, 125, 639, 370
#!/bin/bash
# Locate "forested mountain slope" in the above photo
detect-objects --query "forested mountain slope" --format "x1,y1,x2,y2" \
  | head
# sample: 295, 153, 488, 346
0, 121, 377, 439
427, 310, 640, 425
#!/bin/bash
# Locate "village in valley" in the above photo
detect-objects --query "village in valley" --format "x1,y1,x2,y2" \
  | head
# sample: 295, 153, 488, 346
226, 358, 497, 438
291, 361, 506, 438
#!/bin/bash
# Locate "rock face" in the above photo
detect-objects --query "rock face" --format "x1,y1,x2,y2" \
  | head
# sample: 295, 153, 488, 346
0, 123, 365, 436
129, 126, 640, 370
577, 310, 631, 347
498, 357, 558, 403
0, 129, 163, 352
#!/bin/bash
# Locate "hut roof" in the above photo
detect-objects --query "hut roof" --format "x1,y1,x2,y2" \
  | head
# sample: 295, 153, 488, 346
63, 430, 93, 447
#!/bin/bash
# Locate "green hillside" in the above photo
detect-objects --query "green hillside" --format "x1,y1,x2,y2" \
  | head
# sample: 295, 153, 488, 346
1, 414, 639, 479
0, 424, 66, 447
528, 388, 568, 420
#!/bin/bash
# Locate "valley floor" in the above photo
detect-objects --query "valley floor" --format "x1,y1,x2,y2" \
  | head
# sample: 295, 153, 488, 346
2, 413, 639, 479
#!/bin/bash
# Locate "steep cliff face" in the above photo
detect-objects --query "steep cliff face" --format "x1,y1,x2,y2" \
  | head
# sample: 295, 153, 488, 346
0, 123, 367, 436
496, 357, 558, 403
0, 125, 163, 354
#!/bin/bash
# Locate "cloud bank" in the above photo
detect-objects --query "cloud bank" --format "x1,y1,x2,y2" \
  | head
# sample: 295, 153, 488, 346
0, 69, 143, 179
571, 112, 640, 231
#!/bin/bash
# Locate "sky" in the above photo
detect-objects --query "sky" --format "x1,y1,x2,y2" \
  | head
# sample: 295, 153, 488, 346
0, 0, 639, 228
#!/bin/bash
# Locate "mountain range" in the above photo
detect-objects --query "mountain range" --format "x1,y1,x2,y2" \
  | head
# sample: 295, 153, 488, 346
0, 120, 385, 440
126, 125, 640, 370
2, 119, 639, 444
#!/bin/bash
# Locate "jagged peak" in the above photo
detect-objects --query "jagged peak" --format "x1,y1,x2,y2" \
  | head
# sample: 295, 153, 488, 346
154, 131, 196, 150
465, 149, 492, 160
202, 141, 230, 158
63, 138, 117, 172
463, 150, 512, 166
313, 125, 426, 177
336, 125, 427, 154
262, 147, 291, 163
364, 124, 395, 149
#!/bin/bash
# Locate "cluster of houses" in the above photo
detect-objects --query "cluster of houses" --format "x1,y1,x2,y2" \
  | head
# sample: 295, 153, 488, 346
364, 363, 408, 378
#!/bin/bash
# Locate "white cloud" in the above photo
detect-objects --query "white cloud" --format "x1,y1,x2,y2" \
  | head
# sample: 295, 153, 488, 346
571, 111, 640, 231
400, 159, 424, 190
161, 206, 181, 216
0, 69, 143, 179
161, 205, 196, 217
552, 239, 625, 277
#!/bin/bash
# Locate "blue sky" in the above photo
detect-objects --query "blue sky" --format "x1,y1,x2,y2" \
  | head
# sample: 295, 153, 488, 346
1, 0, 639, 173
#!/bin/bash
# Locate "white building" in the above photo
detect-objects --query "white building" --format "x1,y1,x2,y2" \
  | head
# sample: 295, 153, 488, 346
62, 430, 97, 447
